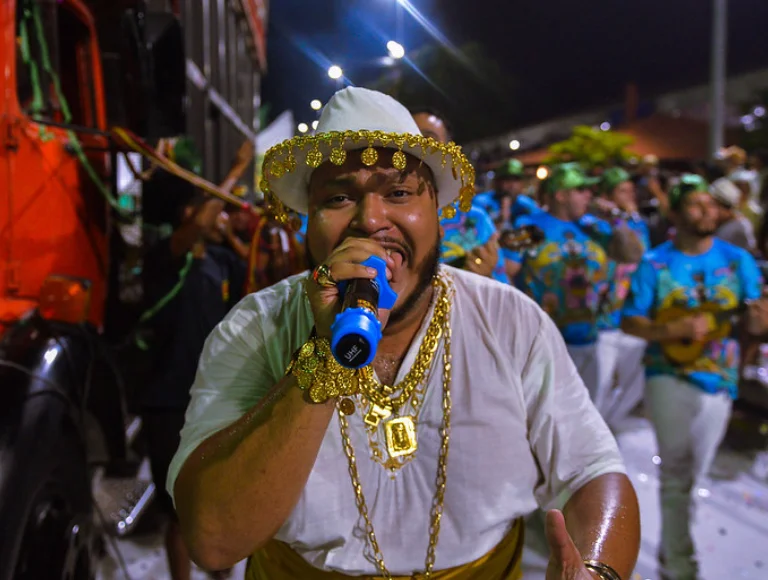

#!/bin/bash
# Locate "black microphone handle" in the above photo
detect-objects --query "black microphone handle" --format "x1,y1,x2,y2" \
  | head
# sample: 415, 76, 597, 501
341, 278, 381, 315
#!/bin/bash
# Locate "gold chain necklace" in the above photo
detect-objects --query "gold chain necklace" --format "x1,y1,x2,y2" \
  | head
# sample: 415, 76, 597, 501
337, 273, 453, 579
355, 278, 448, 461
357, 293, 445, 413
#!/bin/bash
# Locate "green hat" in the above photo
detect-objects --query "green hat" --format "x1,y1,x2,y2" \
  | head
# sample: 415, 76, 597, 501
495, 159, 524, 179
669, 174, 709, 210
544, 164, 599, 194
600, 167, 631, 193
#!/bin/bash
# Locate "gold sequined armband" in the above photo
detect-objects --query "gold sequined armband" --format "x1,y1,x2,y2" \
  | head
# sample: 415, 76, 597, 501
286, 335, 359, 404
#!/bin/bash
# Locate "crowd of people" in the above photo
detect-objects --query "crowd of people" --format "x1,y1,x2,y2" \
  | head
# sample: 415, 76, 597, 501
137, 86, 768, 580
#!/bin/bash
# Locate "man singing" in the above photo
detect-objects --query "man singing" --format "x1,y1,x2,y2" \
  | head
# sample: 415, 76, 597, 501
622, 174, 768, 580
168, 88, 640, 579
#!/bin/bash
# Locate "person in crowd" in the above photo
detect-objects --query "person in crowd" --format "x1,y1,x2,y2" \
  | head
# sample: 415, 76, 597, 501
474, 158, 540, 228
167, 87, 640, 580
729, 168, 763, 232
411, 107, 508, 282
141, 193, 245, 580
590, 167, 650, 424
710, 177, 756, 252
505, 164, 642, 411
621, 174, 768, 580
138, 142, 253, 580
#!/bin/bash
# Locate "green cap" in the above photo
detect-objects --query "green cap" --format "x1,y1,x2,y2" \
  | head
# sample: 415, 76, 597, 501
495, 159, 524, 179
600, 167, 631, 193
544, 164, 599, 194
668, 173, 709, 210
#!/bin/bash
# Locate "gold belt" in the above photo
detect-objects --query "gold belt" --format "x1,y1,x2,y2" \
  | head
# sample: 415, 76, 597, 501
245, 518, 524, 580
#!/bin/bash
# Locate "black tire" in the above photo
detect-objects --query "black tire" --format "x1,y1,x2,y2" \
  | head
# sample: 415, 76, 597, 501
11, 431, 98, 580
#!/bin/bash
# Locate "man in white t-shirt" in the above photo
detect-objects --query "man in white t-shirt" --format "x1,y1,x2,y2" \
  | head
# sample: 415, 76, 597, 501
167, 87, 640, 580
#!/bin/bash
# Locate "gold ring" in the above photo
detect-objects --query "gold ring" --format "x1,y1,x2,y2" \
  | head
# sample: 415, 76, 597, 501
474, 257, 483, 265
313, 263, 336, 287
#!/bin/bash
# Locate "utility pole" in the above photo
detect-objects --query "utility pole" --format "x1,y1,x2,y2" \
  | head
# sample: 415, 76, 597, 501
709, 0, 728, 159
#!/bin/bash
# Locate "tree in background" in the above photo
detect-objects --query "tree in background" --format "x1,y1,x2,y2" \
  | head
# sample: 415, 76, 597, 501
368, 42, 520, 143
544, 125, 635, 170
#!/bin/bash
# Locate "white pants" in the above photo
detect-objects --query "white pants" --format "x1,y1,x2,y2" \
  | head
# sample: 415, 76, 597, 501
645, 375, 732, 580
566, 343, 600, 406
596, 330, 647, 424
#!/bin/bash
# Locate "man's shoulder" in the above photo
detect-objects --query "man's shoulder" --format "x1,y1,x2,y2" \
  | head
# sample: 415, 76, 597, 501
243, 270, 309, 304
232, 271, 310, 326
712, 236, 753, 260
643, 241, 675, 263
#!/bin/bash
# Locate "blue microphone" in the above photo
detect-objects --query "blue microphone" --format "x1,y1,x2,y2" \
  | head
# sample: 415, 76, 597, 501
331, 256, 398, 369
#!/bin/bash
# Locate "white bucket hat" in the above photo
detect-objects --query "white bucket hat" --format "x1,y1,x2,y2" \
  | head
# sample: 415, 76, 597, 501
709, 177, 742, 208
259, 87, 475, 220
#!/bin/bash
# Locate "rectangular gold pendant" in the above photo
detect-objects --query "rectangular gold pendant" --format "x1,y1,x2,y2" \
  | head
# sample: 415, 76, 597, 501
385, 416, 418, 458
364, 404, 392, 428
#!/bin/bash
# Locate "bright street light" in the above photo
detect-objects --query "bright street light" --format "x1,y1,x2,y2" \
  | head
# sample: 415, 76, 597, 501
536, 166, 549, 180
509, 139, 521, 151
387, 40, 405, 60
310, 99, 323, 110
298, 123, 309, 134
328, 65, 343, 80
600, 122, 611, 131
312, 120, 319, 130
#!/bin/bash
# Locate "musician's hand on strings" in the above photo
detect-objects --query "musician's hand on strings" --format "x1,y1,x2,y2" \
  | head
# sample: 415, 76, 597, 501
466, 235, 499, 278
677, 313, 711, 342
746, 299, 768, 336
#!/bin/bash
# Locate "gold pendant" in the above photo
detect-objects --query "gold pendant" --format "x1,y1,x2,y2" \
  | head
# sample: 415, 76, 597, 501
364, 404, 392, 428
385, 416, 418, 458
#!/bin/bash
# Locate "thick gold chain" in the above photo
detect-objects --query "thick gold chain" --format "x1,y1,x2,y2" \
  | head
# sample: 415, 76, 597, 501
357, 280, 447, 412
337, 273, 453, 579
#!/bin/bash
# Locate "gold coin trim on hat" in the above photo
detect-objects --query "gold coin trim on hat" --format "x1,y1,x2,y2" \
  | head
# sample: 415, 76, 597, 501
259, 129, 476, 224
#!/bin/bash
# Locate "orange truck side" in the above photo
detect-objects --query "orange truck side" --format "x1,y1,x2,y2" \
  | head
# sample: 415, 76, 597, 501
0, 0, 110, 332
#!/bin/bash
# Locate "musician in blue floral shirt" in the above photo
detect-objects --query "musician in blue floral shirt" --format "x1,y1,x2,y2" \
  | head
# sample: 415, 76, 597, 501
622, 174, 768, 580
590, 167, 651, 424
506, 164, 641, 405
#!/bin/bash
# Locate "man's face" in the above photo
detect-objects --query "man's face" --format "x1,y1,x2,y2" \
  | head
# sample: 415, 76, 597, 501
675, 191, 719, 237
556, 187, 592, 220
495, 176, 524, 197
306, 149, 441, 323
412, 113, 450, 144
611, 181, 636, 211
715, 202, 732, 226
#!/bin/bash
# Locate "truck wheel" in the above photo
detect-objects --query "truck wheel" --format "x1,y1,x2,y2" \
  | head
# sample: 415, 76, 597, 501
12, 435, 97, 580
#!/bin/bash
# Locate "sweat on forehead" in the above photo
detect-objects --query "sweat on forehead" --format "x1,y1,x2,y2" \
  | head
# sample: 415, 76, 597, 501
308, 147, 436, 192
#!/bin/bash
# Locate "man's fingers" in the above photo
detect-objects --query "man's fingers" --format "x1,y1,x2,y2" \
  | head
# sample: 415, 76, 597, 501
334, 239, 397, 268
319, 262, 379, 287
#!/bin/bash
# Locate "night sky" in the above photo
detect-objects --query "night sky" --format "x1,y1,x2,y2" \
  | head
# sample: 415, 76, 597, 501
261, 0, 768, 142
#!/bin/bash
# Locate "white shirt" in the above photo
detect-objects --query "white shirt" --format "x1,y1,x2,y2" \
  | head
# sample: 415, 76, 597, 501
167, 266, 625, 575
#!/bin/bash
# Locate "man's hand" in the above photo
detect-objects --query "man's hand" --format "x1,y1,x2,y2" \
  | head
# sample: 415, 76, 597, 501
591, 198, 618, 217
545, 510, 598, 580
305, 238, 395, 338
675, 312, 713, 342
235, 140, 255, 166
465, 235, 499, 278
746, 298, 768, 336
